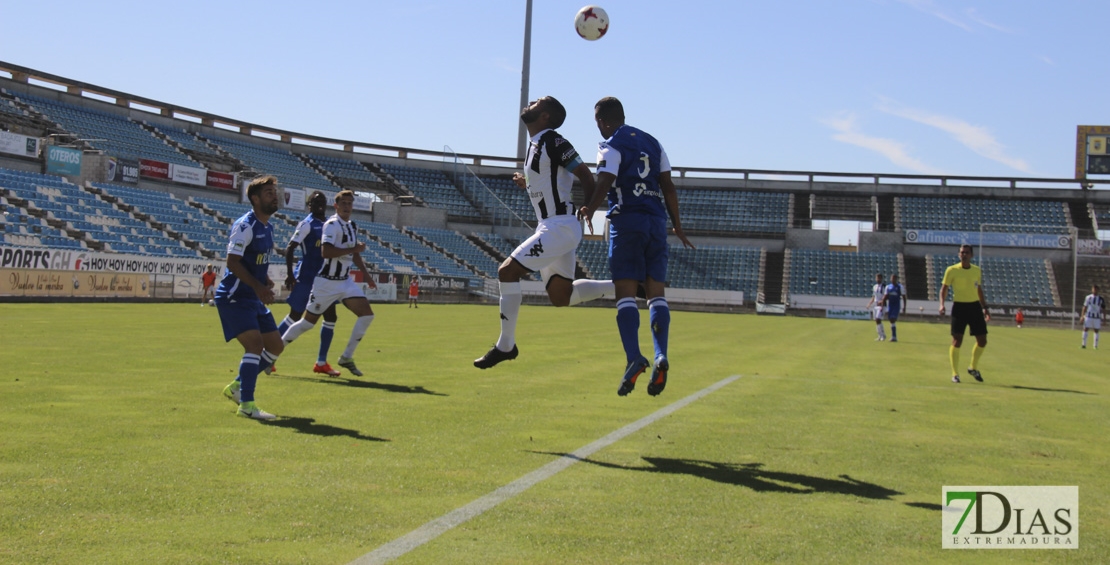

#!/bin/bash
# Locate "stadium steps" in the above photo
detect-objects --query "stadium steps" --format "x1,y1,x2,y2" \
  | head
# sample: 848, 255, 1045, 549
1072, 264, 1110, 303
791, 193, 811, 229
1045, 260, 1062, 307
904, 256, 929, 300
139, 123, 238, 173
876, 195, 896, 232
761, 250, 785, 304
1052, 261, 1077, 309
402, 228, 483, 277
467, 233, 505, 264
362, 162, 420, 201
1067, 200, 1094, 235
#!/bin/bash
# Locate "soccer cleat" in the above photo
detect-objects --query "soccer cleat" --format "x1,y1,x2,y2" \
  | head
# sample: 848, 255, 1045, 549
617, 356, 650, 397
313, 362, 341, 377
337, 356, 363, 377
889, 338, 898, 342
967, 368, 983, 382
952, 375, 961, 384
473, 345, 519, 369
647, 356, 669, 397
263, 363, 277, 375
222, 381, 241, 404
1081, 345, 1086, 349
237, 401, 276, 420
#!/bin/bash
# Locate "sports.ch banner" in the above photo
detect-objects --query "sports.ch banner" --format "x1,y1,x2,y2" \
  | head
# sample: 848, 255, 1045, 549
0, 245, 210, 276
905, 230, 1071, 249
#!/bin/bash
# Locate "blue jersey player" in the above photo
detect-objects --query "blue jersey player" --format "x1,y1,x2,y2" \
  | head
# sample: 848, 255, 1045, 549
580, 97, 694, 397
217, 176, 284, 420
278, 191, 342, 377
882, 274, 908, 342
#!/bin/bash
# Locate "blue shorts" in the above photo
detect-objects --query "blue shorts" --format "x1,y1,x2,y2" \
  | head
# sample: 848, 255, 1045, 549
216, 299, 278, 342
286, 279, 314, 312
887, 309, 900, 321
608, 214, 668, 283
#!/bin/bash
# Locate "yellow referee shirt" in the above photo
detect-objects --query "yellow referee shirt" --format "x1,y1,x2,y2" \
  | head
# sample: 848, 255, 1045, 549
941, 263, 982, 303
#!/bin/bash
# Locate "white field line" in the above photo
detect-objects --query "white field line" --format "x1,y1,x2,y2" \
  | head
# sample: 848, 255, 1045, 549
349, 375, 743, 565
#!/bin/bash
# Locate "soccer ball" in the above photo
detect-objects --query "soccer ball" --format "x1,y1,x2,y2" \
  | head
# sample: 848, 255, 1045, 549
575, 5, 609, 41
209, 299, 215, 306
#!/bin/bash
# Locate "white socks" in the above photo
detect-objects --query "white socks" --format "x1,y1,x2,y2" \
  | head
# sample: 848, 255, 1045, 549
341, 315, 374, 359
569, 279, 614, 306
495, 281, 522, 351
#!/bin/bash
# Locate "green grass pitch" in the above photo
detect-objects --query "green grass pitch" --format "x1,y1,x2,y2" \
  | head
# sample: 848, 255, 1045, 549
0, 303, 1105, 564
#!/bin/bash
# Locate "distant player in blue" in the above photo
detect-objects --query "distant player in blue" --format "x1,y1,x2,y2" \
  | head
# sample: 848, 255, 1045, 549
217, 175, 284, 420
580, 97, 694, 397
278, 190, 342, 377
882, 273, 908, 342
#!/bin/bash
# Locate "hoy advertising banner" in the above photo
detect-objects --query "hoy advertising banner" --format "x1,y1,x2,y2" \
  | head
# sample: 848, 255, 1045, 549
0, 131, 40, 158
45, 145, 82, 175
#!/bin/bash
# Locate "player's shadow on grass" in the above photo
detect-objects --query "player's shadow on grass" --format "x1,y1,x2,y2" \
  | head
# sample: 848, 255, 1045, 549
536, 453, 902, 500
260, 416, 389, 442
1005, 385, 1095, 395
272, 374, 447, 396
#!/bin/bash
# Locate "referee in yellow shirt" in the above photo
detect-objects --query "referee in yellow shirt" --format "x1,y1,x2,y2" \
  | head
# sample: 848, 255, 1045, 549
939, 244, 991, 383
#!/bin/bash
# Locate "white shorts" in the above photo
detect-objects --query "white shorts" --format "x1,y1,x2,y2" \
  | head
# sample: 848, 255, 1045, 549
1084, 317, 1102, 330
510, 216, 582, 282
873, 306, 885, 320
306, 277, 364, 315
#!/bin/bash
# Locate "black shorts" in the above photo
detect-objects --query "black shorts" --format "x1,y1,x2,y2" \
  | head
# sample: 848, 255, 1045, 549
951, 301, 988, 337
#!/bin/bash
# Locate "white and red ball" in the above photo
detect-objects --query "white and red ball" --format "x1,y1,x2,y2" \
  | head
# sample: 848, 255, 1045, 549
575, 5, 609, 41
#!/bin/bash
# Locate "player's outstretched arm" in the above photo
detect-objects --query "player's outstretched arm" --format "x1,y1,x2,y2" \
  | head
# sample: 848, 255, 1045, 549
579, 172, 614, 224
938, 284, 949, 315
659, 171, 694, 249
283, 241, 299, 290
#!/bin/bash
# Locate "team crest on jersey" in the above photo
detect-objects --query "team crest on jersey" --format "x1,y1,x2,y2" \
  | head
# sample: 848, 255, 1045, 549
526, 240, 544, 257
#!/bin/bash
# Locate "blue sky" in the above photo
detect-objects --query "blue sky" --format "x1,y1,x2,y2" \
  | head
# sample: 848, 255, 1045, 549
2, 0, 1107, 179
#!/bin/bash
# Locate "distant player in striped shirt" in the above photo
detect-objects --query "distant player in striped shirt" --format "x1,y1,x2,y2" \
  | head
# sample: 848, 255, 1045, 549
865, 273, 887, 341
1080, 284, 1104, 349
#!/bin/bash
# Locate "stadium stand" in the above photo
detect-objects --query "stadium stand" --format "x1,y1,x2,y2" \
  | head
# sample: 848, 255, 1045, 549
898, 196, 1069, 233
378, 164, 482, 220
203, 133, 338, 194
930, 255, 1056, 307
407, 227, 499, 278
677, 189, 790, 235
786, 249, 901, 298
13, 93, 197, 168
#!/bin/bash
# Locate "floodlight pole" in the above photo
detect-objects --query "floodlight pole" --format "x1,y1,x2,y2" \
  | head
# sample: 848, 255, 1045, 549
516, 0, 533, 162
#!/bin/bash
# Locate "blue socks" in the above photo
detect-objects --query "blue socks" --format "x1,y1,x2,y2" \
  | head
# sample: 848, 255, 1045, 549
319, 321, 335, 364
648, 297, 670, 360
616, 298, 642, 364
238, 353, 260, 402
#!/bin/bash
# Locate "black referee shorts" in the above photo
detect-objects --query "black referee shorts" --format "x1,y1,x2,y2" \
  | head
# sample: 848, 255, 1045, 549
951, 301, 988, 337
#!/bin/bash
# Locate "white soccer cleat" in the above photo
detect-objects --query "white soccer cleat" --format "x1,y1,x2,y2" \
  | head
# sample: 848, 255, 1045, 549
237, 402, 276, 420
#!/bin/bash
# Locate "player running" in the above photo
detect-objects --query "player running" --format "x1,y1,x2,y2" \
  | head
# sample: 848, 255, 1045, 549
1080, 284, 1104, 349
866, 273, 887, 341
882, 273, 907, 342
277, 190, 342, 377
216, 176, 284, 420
281, 190, 377, 377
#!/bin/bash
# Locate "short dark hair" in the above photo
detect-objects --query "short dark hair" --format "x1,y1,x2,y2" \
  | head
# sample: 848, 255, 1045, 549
540, 96, 567, 129
959, 244, 974, 254
247, 175, 277, 204
309, 190, 326, 202
595, 97, 625, 123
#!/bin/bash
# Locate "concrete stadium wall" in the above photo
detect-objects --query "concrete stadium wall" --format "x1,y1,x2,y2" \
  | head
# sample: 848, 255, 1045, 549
859, 231, 903, 253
